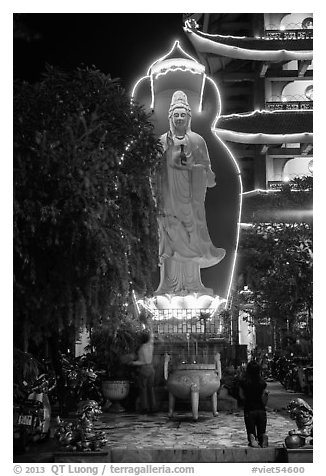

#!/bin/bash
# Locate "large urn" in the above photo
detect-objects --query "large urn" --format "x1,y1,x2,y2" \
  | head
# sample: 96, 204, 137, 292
166, 363, 220, 421
101, 380, 130, 413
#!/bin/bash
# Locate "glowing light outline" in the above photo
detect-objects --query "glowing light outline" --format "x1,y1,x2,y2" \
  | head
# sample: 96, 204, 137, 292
150, 73, 155, 110
207, 296, 227, 317
220, 109, 313, 119
136, 294, 227, 320
147, 40, 201, 76
185, 28, 313, 61
213, 128, 313, 144
242, 188, 280, 197
131, 75, 147, 101
184, 20, 247, 40
198, 74, 206, 113
213, 134, 243, 307
205, 74, 243, 306
150, 66, 206, 110
215, 109, 313, 143
203, 73, 242, 306
132, 290, 140, 316
206, 76, 222, 127
154, 66, 204, 79
184, 20, 313, 43
131, 41, 205, 109
131, 40, 243, 308
151, 57, 205, 77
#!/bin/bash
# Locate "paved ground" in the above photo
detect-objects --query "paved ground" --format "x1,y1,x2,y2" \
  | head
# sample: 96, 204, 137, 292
93, 408, 290, 449
13, 380, 313, 463
91, 380, 313, 450
266, 380, 312, 412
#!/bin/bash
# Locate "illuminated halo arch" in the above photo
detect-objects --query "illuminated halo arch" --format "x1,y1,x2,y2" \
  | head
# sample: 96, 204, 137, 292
131, 40, 243, 307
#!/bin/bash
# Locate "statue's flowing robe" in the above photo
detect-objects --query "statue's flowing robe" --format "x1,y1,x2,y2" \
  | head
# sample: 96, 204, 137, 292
155, 131, 225, 295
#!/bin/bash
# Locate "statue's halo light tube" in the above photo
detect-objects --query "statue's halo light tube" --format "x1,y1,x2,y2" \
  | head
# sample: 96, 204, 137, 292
131, 40, 243, 310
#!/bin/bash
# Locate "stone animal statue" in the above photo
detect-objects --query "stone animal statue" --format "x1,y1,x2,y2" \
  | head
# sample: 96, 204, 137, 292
55, 400, 107, 451
287, 398, 313, 439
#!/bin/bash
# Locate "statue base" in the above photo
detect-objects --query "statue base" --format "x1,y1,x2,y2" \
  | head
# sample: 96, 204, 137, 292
137, 292, 226, 320
154, 258, 223, 298
154, 292, 224, 312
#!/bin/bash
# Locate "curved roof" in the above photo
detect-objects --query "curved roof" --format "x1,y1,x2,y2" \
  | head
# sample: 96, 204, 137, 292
148, 40, 202, 75
184, 25, 313, 62
214, 110, 313, 144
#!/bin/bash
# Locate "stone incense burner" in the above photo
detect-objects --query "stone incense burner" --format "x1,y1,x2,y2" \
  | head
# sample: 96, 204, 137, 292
164, 354, 221, 421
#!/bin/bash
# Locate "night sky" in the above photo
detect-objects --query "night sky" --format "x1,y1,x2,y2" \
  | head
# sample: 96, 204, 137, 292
14, 13, 195, 91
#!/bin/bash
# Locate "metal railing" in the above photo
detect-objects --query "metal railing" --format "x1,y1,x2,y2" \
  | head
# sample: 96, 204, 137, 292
264, 29, 313, 41
265, 101, 313, 111
267, 181, 312, 191
151, 308, 224, 336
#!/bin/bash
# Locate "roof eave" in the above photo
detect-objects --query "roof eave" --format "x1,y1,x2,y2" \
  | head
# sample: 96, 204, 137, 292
213, 129, 313, 144
185, 28, 313, 62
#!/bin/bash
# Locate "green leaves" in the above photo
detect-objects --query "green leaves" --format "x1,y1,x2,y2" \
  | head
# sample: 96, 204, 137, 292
238, 220, 312, 344
14, 65, 162, 349
241, 177, 312, 224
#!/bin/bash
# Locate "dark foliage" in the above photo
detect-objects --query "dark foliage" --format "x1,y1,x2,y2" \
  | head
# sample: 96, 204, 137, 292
14, 65, 162, 349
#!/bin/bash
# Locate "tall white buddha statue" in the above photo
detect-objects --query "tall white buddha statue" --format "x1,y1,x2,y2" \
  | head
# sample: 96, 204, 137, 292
154, 90, 225, 296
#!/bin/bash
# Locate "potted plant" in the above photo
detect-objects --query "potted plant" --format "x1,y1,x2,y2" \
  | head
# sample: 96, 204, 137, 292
90, 314, 144, 412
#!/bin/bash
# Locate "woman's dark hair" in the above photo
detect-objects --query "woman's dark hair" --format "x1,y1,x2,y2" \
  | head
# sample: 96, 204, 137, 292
246, 360, 261, 379
139, 329, 151, 345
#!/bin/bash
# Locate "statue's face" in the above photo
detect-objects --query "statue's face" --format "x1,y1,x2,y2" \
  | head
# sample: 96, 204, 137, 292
172, 107, 188, 129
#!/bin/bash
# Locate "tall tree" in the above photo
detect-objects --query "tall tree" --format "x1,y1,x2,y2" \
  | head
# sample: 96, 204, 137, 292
236, 177, 313, 351
238, 221, 312, 350
14, 65, 162, 350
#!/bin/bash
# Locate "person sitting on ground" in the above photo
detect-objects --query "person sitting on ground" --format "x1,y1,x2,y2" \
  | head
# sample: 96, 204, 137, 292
129, 329, 157, 414
239, 360, 269, 448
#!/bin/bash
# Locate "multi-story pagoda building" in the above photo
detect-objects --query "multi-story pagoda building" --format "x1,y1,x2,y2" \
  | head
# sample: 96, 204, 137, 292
183, 14, 313, 355
183, 13, 313, 196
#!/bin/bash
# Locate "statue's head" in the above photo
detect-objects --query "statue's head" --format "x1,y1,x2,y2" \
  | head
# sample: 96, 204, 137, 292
168, 90, 192, 134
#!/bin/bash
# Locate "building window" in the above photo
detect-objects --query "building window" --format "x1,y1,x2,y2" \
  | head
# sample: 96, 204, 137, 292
305, 85, 313, 101
308, 159, 313, 175
282, 157, 313, 181
302, 17, 313, 29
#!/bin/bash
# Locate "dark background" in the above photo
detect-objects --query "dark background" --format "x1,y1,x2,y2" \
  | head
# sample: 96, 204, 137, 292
14, 13, 196, 91
13, 12, 241, 298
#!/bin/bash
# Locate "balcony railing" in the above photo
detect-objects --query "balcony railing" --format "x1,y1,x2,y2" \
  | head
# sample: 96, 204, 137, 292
265, 101, 313, 111
267, 181, 284, 190
151, 308, 224, 336
267, 181, 312, 191
264, 29, 313, 41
